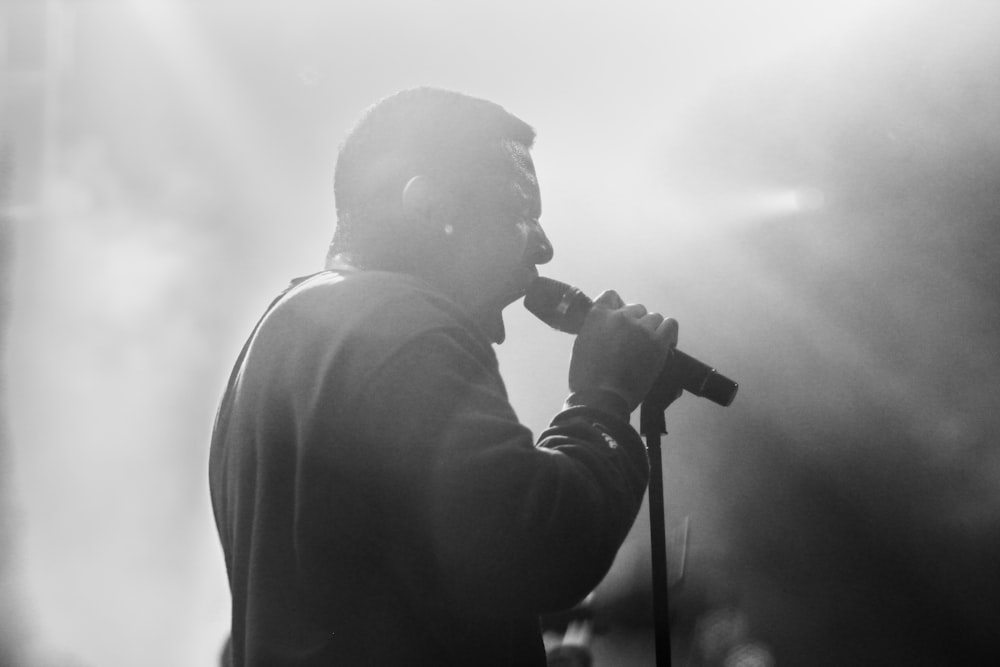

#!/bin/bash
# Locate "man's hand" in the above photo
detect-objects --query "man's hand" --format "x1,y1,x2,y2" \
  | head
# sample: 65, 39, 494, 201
568, 290, 678, 413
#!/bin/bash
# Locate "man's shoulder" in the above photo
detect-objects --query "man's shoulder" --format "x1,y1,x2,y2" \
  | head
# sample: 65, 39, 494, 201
267, 270, 485, 351
296, 269, 438, 303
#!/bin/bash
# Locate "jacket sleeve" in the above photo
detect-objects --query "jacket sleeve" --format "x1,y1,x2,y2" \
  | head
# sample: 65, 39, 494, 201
343, 327, 650, 616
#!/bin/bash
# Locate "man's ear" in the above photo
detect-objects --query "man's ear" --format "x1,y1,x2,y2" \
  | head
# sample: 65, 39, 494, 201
401, 175, 437, 219
402, 175, 461, 238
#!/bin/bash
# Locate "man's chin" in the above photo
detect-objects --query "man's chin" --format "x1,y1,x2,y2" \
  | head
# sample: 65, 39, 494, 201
482, 310, 506, 344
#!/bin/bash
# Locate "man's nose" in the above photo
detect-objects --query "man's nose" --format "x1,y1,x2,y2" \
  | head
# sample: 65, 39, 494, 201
527, 220, 554, 265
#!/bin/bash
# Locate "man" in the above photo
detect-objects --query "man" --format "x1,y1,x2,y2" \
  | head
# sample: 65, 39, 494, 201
210, 87, 678, 666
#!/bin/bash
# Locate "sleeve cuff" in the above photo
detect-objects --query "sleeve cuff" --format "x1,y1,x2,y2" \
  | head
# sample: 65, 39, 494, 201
563, 389, 631, 422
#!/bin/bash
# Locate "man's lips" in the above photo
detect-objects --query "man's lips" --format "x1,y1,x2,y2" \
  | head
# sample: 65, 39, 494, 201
480, 270, 538, 344
508, 268, 540, 305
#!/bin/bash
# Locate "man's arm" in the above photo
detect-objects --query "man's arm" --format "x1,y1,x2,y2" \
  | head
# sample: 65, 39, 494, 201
343, 326, 651, 615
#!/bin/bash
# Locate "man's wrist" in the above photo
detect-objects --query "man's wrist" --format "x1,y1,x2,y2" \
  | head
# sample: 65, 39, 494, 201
564, 388, 631, 422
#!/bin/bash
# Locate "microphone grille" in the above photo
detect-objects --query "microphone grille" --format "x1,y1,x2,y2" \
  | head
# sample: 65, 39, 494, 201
524, 277, 591, 334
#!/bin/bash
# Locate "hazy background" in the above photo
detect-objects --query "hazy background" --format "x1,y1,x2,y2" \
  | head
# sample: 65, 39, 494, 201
3, 0, 999, 665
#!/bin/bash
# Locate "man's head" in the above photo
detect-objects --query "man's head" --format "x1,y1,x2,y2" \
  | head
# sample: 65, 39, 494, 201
330, 87, 553, 343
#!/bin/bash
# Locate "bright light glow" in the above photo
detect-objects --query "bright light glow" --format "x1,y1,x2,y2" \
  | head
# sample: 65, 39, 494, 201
622, 187, 826, 243
793, 187, 826, 212
753, 187, 826, 216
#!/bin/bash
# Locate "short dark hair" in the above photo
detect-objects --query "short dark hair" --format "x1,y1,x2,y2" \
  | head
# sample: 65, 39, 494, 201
329, 87, 535, 266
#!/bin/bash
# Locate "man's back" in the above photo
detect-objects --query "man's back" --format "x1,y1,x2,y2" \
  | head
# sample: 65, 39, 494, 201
210, 271, 587, 665
210, 269, 653, 665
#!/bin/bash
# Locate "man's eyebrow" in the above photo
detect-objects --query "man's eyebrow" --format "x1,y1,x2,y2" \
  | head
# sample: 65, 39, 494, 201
511, 182, 542, 219
512, 180, 539, 204
501, 138, 537, 183
511, 159, 538, 189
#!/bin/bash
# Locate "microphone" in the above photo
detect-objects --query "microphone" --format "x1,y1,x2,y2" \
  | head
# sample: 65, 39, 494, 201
524, 277, 738, 407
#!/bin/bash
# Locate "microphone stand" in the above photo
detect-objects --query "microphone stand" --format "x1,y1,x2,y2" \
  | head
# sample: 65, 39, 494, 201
640, 380, 682, 667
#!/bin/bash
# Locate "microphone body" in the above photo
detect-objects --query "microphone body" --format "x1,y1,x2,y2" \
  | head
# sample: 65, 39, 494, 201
524, 278, 738, 407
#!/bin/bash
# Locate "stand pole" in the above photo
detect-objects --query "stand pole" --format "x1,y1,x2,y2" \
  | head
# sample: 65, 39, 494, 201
641, 400, 672, 667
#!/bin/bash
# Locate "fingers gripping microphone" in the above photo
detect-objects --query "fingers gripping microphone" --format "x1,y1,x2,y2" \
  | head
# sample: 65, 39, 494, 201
524, 277, 738, 407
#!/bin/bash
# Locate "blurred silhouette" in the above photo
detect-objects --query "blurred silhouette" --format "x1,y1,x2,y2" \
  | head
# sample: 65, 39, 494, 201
209, 88, 680, 667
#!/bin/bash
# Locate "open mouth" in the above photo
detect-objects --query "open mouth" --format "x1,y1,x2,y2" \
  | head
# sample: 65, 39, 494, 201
477, 269, 539, 344
512, 269, 540, 302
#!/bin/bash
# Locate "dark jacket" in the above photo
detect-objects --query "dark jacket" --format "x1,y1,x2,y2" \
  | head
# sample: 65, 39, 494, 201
209, 270, 649, 666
